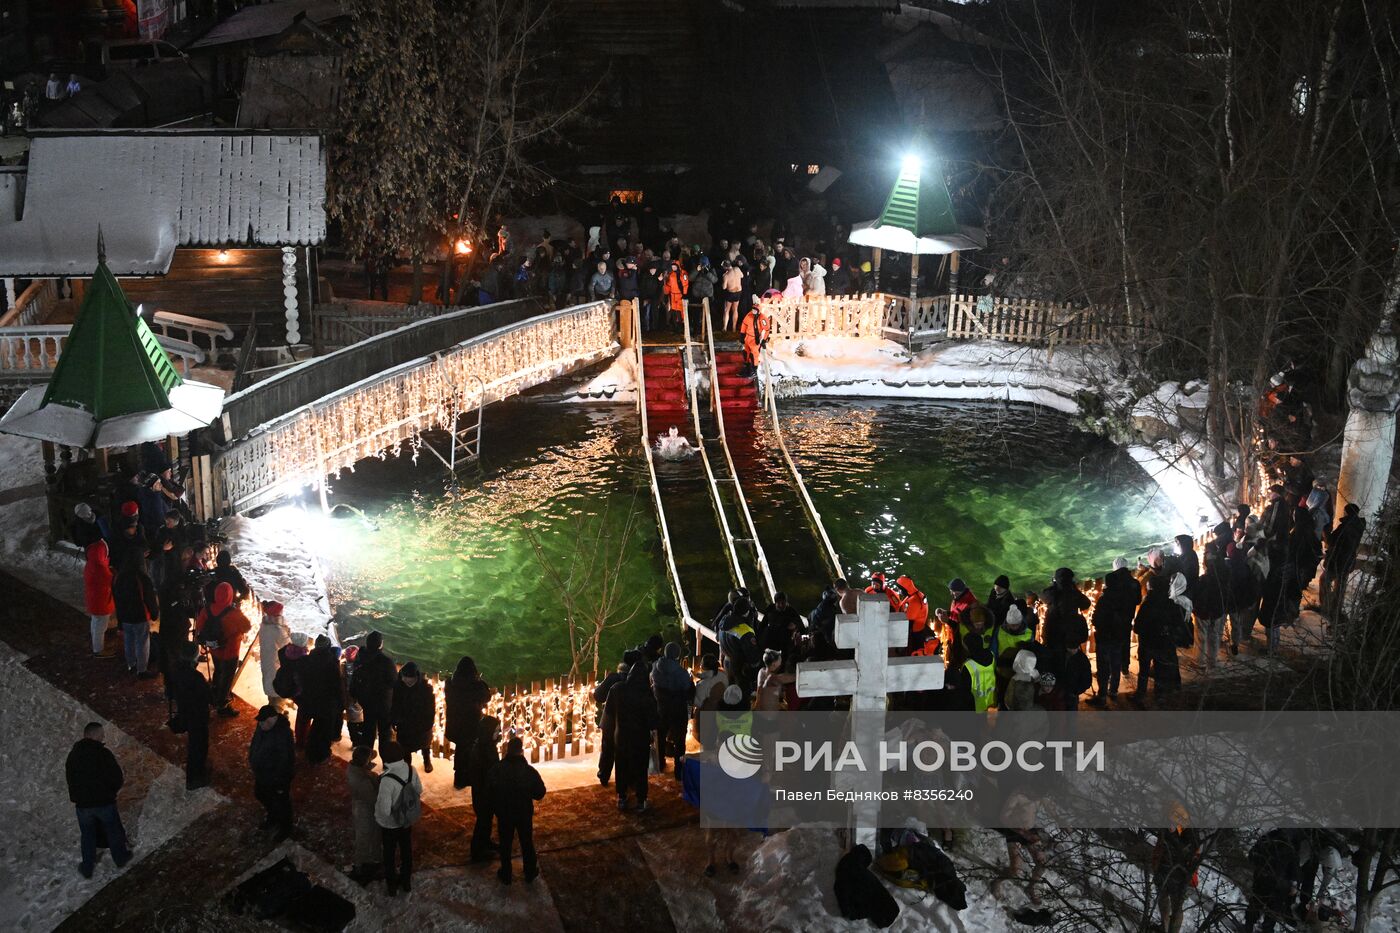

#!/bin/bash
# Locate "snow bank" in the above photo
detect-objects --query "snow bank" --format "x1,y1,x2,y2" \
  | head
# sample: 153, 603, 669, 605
0, 433, 84, 612
764, 337, 1105, 415
220, 506, 333, 642
563, 350, 638, 403
0, 642, 221, 932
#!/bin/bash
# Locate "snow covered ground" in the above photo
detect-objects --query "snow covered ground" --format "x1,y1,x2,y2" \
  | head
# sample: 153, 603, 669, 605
0, 641, 222, 933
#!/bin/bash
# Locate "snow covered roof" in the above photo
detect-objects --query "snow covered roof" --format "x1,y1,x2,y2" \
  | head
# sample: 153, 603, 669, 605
0, 131, 326, 278
188, 0, 346, 49
0, 258, 224, 448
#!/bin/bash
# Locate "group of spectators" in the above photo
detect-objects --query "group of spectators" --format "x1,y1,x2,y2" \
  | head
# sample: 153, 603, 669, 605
467, 198, 872, 335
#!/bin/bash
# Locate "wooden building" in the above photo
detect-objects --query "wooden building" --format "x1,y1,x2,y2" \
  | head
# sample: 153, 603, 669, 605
0, 129, 326, 344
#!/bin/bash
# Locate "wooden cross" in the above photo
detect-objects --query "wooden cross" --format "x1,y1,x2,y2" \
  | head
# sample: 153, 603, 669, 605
796, 593, 945, 847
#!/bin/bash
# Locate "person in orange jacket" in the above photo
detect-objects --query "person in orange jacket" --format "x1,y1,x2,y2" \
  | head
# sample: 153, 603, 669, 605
738, 301, 771, 372
198, 581, 253, 717
896, 575, 935, 656
662, 257, 688, 332
865, 572, 902, 611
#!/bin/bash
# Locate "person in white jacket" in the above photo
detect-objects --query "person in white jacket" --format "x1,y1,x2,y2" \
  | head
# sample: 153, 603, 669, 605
802, 257, 827, 296
258, 601, 292, 700
375, 741, 423, 897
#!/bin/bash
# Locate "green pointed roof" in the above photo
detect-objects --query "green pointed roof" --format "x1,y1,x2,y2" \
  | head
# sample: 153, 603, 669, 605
41, 260, 184, 419
875, 160, 961, 237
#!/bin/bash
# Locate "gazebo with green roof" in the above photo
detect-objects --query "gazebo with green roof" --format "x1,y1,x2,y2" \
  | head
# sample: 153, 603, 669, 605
0, 253, 224, 450
848, 155, 986, 304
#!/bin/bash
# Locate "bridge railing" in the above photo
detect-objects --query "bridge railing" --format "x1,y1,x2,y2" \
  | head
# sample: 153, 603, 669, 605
211, 300, 616, 515
218, 298, 546, 442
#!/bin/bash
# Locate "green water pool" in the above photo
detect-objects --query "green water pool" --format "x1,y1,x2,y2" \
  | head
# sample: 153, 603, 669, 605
320, 396, 1182, 682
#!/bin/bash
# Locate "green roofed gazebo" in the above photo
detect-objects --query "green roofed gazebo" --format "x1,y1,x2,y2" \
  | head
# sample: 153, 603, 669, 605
0, 256, 224, 449
848, 156, 986, 303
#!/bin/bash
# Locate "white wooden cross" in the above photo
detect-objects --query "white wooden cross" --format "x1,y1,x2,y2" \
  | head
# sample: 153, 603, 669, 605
796, 593, 945, 848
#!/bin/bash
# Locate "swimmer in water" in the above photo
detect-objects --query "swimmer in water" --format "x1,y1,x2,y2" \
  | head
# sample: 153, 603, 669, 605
655, 426, 696, 460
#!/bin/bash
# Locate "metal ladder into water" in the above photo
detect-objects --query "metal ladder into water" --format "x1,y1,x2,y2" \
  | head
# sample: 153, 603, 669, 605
422, 372, 487, 473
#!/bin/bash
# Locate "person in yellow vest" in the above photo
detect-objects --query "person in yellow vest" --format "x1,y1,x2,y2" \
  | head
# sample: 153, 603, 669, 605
992, 603, 1037, 707
965, 642, 998, 713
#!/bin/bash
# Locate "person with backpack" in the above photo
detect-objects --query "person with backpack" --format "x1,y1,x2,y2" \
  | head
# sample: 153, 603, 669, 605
444, 656, 492, 791
349, 631, 397, 750
375, 741, 422, 897
199, 582, 252, 717
1132, 574, 1183, 706
170, 642, 211, 789
65, 722, 133, 879
249, 705, 295, 841
468, 715, 501, 862
390, 662, 436, 773
489, 736, 547, 885
258, 601, 292, 700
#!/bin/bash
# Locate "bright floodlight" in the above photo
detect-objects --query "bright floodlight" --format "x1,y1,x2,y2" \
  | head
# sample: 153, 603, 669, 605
901, 154, 922, 176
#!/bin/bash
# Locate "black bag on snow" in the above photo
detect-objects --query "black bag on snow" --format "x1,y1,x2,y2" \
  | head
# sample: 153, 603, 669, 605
834, 844, 900, 928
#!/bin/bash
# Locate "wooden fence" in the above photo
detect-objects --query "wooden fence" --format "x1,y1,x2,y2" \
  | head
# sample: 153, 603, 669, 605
764, 294, 888, 340
945, 294, 1127, 347
311, 300, 445, 351
423, 674, 599, 763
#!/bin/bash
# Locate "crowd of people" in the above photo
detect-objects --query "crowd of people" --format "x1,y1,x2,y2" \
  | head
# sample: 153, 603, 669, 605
459, 198, 873, 337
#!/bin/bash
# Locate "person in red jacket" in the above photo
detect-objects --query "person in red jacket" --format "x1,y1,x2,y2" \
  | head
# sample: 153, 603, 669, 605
864, 572, 901, 611
199, 582, 253, 717
896, 575, 935, 656
84, 541, 116, 657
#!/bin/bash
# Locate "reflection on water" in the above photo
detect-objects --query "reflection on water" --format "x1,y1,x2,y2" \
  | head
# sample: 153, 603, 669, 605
322, 396, 1182, 682
321, 401, 667, 680
778, 400, 1182, 597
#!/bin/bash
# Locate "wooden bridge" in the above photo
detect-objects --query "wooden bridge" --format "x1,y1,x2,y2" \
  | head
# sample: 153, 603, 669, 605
196, 299, 618, 517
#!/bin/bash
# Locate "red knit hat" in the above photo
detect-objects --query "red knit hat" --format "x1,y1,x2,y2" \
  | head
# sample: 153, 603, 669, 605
120, 501, 139, 518
262, 600, 284, 617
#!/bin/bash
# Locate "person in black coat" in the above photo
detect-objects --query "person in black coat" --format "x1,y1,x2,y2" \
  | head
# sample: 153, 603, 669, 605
391, 661, 437, 773
249, 705, 295, 840
469, 715, 501, 862
299, 636, 346, 764
834, 844, 900, 927
1245, 829, 1301, 933
758, 592, 804, 664
985, 575, 1015, 628
156, 547, 199, 695
593, 649, 637, 786
111, 552, 159, 678
1132, 575, 1181, 704
1322, 503, 1365, 619
207, 549, 251, 604
444, 656, 492, 790
170, 643, 211, 789
1039, 568, 1090, 679
1192, 554, 1231, 669
1089, 560, 1140, 705
489, 736, 547, 885
65, 722, 133, 878
348, 631, 396, 751
603, 660, 659, 811
1229, 544, 1261, 651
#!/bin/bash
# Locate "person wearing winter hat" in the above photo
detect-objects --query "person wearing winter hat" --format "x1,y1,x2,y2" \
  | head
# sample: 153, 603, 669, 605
70, 501, 105, 549
258, 601, 291, 701
651, 642, 693, 776
83, 539, 117, 656
1090, 558, 1141, 706
348, 631, 396, 750
1003, 649, 1040, 712
944, 578, 978, 628
391, 662, 436, 773
992, 603, 1038, 706
198, 581, 252, 716
865, 572, 900, 610
375, 740, 423, 897
602, 652, 659, 811
718, 682, 750, 712
489, 735, 547, 885
346, 745, 382, 884
986, 574, 1014, 627
249, 705, 295, 840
